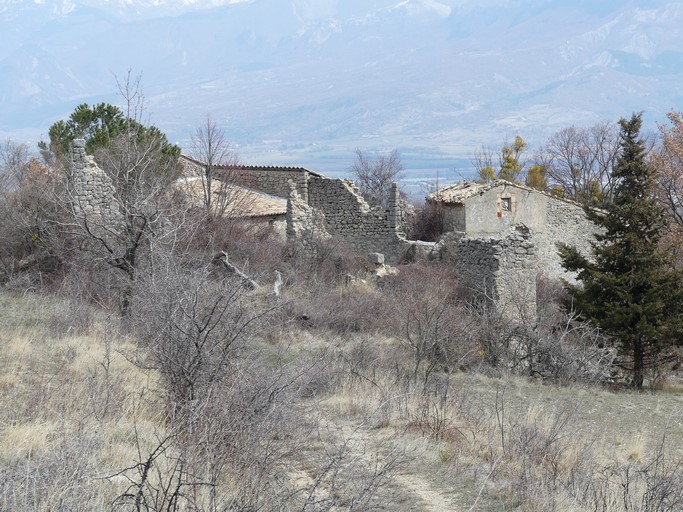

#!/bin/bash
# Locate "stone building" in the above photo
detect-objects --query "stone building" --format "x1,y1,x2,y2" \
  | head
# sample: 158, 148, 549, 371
427, 180, 598, 281
74, 148, 586, 322
180, 156, 414, 259
179, 159, 599, 322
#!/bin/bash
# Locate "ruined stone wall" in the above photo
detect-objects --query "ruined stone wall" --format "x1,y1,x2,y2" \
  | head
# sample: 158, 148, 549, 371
306, 176, 410, 258
436, 225, 537, 323
234, 169, 309, 203
286, 186, 329, 251
70, 139, 120, 222
538, 198, 599, 281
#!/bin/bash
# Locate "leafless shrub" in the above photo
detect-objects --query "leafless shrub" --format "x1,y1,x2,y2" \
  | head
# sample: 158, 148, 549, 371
405, 375, 467, 443
111, 432, 191, 512
130, 261, 272, 408
110, 335, 333, 511
294, 281, 391, 334
461, 271, 617, 385
337, 335, 387, 389
0, 142, 68, 285
471, 308, 616, 385
532, 314, 617, 384
351, 148, 403, 208
407, 200, 446, 242
566, 437, 683, 512
0, 431, 104, 512
386, 264, 482, 386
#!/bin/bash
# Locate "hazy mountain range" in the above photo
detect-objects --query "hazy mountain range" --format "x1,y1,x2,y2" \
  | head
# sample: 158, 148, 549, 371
1, 0, 683, 184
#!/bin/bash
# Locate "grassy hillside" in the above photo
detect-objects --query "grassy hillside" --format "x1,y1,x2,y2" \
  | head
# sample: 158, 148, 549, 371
1, 290, 682, 511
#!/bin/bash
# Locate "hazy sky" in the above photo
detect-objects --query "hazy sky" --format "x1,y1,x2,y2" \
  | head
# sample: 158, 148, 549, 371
2, 0, 682, 180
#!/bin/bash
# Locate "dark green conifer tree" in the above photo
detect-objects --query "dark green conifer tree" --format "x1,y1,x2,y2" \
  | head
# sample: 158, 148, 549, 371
559, 113, 683, 388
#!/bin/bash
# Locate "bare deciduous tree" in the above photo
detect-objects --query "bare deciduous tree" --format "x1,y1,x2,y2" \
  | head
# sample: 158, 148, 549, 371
189, 115, 240, 215
472, 145, 497, 182
351, 149, 403, 207
54, 74, 183, 318
650, 111, 683, 267
538, 122, 620, 206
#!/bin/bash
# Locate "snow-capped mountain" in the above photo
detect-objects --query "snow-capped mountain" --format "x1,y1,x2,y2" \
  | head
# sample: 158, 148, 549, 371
1, 0, 683, 178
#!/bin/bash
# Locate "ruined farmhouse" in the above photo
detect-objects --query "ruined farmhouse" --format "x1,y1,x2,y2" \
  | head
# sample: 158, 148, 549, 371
179, 155, 416, 258
426, 180, 598, 281
70, 143, 598, 322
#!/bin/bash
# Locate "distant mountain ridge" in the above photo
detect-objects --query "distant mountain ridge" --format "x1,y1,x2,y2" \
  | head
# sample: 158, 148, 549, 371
1, 0, 682, 177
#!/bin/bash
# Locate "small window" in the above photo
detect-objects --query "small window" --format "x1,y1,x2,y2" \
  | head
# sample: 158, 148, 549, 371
501, 197, 512, 212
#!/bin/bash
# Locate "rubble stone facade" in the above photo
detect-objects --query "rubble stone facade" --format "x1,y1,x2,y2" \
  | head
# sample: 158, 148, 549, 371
69, 139, 120, 222
450, 226, 536, 323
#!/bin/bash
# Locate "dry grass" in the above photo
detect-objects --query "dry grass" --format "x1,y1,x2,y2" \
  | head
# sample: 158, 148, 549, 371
2, 290, 683, 511
322, 335, 683, 510
0, 293, 165, 510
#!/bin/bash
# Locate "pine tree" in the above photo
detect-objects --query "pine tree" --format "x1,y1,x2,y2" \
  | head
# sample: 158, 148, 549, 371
559, 113, 683, 388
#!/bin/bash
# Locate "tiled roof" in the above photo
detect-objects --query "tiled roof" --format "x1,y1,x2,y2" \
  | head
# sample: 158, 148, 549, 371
426, 180, 518, 203
175, 176, 287, 218
180, 155, 324, 177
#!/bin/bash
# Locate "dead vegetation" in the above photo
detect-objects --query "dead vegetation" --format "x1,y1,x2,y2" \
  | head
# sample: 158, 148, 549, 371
2, 249, 683, 510
2, 131, 683, 510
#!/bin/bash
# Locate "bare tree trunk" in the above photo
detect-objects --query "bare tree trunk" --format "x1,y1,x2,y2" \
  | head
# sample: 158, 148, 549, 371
633, 339, 645, 389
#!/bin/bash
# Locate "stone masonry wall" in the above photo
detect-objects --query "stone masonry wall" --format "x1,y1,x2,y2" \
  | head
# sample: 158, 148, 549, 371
70, 139, 120, 222
234, 168, 309, 203
286, 185, 329, 251
440, 225, 536, 323
306, 176, 411, 259
539, 198, 599, 281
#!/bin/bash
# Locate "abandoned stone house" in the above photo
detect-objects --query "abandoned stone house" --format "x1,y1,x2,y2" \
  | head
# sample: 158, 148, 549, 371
179, 155, 415, 257
426, 180, 598, 282
178, 158, 600, 322
70, 142, 597, 322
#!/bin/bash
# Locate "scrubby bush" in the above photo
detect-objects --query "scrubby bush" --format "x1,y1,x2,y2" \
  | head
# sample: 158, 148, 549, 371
407, 200, 446, 242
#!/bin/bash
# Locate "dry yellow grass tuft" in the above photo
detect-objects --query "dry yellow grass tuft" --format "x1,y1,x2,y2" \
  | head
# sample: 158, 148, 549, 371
0, 292, 167, 509
0, 422, 56, 463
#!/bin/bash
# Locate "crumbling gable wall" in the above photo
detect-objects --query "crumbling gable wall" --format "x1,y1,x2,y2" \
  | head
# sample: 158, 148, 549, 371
435, 225, 536, 323
69, 139, 120, 222
305, 176, 410, 258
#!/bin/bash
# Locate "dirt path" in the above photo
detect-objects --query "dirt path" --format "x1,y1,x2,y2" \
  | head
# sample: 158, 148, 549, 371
392, 471, 460, 511
326, 417, 469, 511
